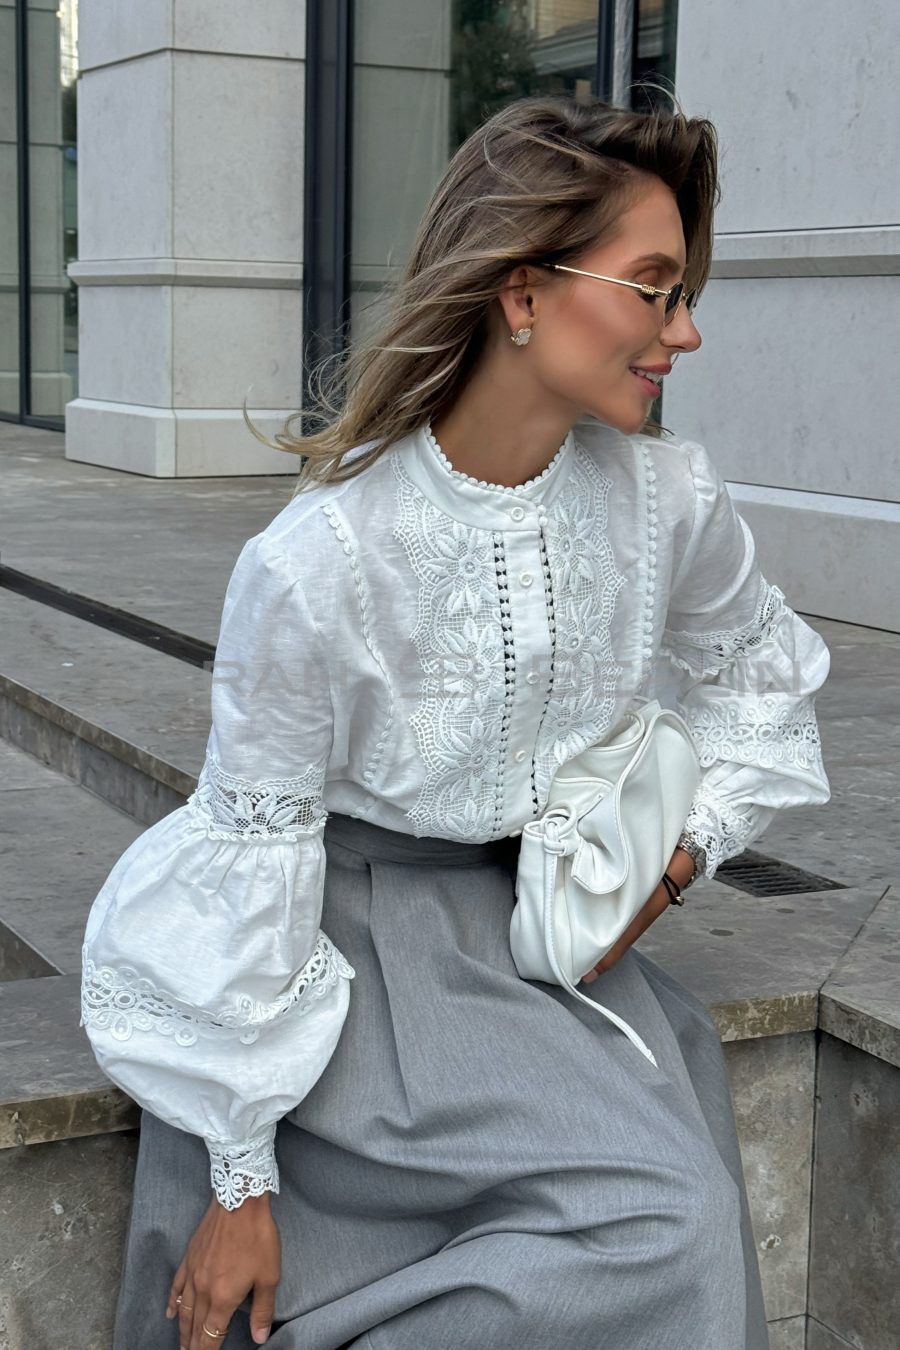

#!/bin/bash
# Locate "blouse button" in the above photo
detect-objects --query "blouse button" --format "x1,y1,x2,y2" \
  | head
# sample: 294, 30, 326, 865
525, 670, 539, 685
519, 572, 533, 587
514, 749, 527, 763
509, 505, 525, 521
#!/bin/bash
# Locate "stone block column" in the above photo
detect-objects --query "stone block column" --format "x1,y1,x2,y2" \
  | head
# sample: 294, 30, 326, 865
664, 0, 900, 630
66, 0, 305, 475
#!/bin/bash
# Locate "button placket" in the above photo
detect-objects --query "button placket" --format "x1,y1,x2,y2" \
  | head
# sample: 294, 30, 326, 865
500, 527, 552, 837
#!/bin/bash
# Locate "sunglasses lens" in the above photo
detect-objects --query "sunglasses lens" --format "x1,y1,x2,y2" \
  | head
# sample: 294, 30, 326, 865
663, 283, 683, 325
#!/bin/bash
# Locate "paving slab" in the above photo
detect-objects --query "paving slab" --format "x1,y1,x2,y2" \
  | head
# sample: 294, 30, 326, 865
1, 423, 296, 644
635, 881, 884, 1040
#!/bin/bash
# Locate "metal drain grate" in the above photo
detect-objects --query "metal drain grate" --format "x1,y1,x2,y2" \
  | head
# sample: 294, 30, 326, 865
714, 849, 846, 896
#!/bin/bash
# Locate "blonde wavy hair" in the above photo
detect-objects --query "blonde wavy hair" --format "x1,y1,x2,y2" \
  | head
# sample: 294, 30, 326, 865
244, 87, 720, 498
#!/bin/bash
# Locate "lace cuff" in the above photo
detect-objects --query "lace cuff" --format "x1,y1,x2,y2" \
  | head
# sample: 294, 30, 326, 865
206, 1126, 279, 1210
679, 781, 773, 881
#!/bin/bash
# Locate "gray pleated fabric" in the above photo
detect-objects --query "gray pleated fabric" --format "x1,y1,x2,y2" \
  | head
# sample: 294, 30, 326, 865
113, 811, 770, 1350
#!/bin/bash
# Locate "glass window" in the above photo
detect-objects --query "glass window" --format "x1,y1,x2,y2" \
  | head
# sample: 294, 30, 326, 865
350, 0, 600, 342
631, 0, 678, 111
0, 0, 21, 416
27, 0, 79, 420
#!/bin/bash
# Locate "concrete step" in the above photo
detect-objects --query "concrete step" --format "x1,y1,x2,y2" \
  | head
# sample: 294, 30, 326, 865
1, 419, 292, 644
0, 586, 209, 824
0, 740, 143, 980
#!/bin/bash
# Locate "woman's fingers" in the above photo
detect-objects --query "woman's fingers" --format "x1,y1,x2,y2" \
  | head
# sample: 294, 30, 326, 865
167, 1258, 188, 1319
193, 1297, 231, 1350
176, 1282, 196, 1349
188, 1288, 214, 1350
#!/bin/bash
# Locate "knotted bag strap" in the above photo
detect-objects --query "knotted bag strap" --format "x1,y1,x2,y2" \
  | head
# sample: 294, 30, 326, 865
538, 830, 658, 1067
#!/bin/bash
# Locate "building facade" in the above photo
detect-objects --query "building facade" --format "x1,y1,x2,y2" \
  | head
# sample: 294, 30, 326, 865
2, 0, 898, 626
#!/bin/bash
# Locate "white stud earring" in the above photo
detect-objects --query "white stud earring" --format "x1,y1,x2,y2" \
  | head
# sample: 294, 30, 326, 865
510, 327, 533, 346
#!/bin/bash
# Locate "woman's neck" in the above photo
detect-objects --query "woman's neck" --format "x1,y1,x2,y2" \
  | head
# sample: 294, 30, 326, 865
430, 371, 578, 488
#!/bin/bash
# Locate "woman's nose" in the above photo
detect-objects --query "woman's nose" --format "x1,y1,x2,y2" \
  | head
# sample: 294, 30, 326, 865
662, 305, 702, 354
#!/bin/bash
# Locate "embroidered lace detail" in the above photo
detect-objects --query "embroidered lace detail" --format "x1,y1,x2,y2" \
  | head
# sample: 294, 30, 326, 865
531, 509, 556, 816
392, 456, 506, 836
680, 782, 760, 880
640, 442, 659, 679
663, 580, 787, 679
532, 448, 628, 808
682, 693, 824, 772
188, 753, 327, 841
321, 501, 394, 788
80, 931, 356, 1047
206, 1129, 279, 1210
493, 534, 516, 835
424, 422, 569, 493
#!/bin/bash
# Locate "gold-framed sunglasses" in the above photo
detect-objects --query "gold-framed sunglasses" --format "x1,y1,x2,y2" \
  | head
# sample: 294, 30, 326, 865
544, 263, 699, 327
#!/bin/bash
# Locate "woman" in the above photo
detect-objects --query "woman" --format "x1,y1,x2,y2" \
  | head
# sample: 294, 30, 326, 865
81, 93, 831, 1350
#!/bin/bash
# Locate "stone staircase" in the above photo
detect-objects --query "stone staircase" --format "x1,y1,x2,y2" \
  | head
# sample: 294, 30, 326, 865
1, 423, 898, 1349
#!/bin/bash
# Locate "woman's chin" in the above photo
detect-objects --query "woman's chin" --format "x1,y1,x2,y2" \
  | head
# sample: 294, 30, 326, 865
583, 404, 650, 436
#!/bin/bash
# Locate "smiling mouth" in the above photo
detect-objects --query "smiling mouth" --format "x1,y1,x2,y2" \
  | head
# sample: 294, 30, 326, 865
629, 368, 664, 395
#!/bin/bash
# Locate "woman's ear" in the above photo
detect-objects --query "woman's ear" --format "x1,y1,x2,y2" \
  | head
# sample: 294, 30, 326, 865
495, 264, 537, 337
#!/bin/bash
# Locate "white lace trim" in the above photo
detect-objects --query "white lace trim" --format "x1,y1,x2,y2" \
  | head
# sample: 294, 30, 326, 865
492, 533, 517, 834
206, 1129, 279, 1210
531, 449, 628, 808
392, 455, 508, 836
682, 692, 824, 772
680, 783, 759, 880
423, 422, 569, 493
188, 752, 328, 841
639, 442, 660, 678
80, 931, 356, 1047
663, 580, 787, 679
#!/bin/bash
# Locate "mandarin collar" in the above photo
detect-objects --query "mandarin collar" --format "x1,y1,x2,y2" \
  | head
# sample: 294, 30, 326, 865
395, 422, 578, 530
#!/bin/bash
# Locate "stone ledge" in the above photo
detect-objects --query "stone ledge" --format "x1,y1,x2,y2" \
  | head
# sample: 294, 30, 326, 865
0, 976, 139, 1149
2, 883, 899, 1151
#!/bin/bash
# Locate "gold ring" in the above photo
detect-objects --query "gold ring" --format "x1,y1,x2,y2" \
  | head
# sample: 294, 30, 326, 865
202, 1325, 227, 1340
175, 1298, 195, 1312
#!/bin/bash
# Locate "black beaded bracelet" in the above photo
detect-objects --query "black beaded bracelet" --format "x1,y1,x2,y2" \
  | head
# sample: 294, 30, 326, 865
661, 871, 685, 906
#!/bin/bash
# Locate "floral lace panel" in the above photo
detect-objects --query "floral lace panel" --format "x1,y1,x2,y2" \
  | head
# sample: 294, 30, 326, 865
682, 692, 824, 773
532, 449, 628, 809
206, 1129, 279, 1210
392, 456, 510, 837
188, 752, 327, 841
80, 931, 356, 1047
680, 783, 761, 880
663, 580, 787, 679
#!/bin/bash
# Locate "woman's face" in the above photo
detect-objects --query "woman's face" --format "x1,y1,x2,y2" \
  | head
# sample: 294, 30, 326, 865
499, 177, 703, 435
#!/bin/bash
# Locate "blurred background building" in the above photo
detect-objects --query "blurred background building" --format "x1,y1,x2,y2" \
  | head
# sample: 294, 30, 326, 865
1, 0, 897, 626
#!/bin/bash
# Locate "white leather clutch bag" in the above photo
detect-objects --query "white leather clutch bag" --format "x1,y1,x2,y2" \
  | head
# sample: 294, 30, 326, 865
510, 698, 700, 1066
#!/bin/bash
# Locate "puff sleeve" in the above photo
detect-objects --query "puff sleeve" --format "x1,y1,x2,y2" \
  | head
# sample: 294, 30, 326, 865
80, 533, 355, 1209
659, 440, 832, 880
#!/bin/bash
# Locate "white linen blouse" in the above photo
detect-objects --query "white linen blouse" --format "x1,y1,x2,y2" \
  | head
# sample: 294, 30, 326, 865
80, 416, 831, 1209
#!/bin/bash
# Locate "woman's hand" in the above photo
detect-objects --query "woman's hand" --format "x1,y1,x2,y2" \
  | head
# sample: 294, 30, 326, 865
581, 846, 696, 983
166, 1191, 281, 1349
